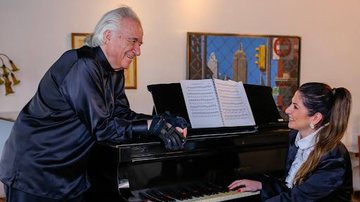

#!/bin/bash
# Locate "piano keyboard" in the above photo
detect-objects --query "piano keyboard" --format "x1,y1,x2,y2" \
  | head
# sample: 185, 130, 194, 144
137, 183, 260, 202
179, 190, 260, 202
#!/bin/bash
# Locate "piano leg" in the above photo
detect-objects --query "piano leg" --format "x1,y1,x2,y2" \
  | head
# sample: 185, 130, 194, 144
85, 144, 127, 202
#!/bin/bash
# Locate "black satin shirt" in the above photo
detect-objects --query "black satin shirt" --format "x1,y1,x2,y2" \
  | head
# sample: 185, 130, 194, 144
0, 46, 151, 199
261, 130, 353, 202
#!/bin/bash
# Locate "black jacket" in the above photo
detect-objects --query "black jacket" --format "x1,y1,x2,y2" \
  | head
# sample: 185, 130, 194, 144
261, 130, 353, 202
0, 46, 151, 199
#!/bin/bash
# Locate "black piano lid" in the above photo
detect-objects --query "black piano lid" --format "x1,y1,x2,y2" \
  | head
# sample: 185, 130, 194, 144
147, 82, 286, 137
147, 83, 189, 123
242, 84, 287, 127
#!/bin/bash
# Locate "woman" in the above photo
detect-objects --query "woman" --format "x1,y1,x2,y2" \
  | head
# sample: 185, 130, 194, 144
228, 82, 353, 201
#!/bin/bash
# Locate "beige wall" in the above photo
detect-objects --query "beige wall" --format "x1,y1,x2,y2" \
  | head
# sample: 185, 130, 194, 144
0, 0, 359, 149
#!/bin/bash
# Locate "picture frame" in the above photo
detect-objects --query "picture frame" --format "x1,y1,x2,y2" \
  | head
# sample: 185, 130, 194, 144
71, 32, 137, 89
187, 32, 301, 111
124, 57, 137, 89
71, 33, 89, 49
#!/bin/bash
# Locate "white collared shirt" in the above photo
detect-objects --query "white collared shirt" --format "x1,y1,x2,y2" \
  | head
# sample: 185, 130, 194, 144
285, 127, 323, 188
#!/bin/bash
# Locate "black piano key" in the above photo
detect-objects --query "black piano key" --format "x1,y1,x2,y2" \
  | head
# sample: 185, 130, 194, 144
146, 190, 170, 202
139, 192, 162, 202
160, 188, 183, 200
149, 190, 176, 202
163, 187, 189, 200
174, 188, 192, 200
145, 191, 162, 201
156, 190, 177, 201
178, 186, 202, 198
198, 182, 221, 195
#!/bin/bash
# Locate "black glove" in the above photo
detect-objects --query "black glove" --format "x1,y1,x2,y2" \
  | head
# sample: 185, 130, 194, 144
162, 111, 189, 129
149, 114, 186, 150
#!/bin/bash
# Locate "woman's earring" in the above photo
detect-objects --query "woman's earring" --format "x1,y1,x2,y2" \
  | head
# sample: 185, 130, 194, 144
309, 123, 315, 129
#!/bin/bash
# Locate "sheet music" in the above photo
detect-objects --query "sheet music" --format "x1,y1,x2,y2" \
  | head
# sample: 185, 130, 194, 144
213, 79, 255, 127
180, 79, 223, 128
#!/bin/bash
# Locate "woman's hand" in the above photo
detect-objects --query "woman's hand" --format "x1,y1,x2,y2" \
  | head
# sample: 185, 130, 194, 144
228, 179, 262, 192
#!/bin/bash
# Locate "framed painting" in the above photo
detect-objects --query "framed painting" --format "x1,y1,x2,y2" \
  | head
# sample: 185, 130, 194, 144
124, 57, 137, 89
71, 33, 137, 89
187, 32, 301, 111
71, 33, 89, 49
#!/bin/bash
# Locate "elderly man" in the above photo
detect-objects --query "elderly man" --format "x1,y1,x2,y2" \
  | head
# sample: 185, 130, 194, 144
0, 6, 187, 202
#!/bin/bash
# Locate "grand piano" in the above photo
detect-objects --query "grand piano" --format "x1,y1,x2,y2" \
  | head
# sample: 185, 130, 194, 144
85, 83, 290, 202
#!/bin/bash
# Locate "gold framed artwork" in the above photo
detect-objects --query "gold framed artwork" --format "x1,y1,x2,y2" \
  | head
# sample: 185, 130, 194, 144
71, 33, 137, 89
124, 57, 137, 89
187, 32, 301, 111
71, 33, 89, 49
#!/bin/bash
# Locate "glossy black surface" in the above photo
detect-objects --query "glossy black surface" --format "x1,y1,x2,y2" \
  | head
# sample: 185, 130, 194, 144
86, 128, 289, 202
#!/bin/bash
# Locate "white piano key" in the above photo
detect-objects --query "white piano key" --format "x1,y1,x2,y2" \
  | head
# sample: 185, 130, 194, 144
178, 190, 260, 202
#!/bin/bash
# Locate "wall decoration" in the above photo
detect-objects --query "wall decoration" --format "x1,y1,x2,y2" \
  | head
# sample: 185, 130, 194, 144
0, 53, 20, 95
71, 33, 137, 89
123, 57, 137, 89
71, 33, 89, 49
187, 32, 301, 111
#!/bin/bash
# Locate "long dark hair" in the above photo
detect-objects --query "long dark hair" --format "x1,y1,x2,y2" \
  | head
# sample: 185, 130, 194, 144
293, 82, 351, 185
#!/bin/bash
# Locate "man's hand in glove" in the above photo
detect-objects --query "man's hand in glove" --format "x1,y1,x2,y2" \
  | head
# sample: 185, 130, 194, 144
162, 111, 189, 130
149, 114, 188, 150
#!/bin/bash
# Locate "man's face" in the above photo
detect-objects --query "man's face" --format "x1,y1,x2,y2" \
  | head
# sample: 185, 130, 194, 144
102, 18, 143, 71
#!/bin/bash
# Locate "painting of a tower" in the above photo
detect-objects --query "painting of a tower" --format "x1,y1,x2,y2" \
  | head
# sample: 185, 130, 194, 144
232, 44, 247, 83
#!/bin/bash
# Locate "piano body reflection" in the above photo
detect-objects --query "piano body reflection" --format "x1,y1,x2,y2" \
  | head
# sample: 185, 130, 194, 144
85, 83, 290, 202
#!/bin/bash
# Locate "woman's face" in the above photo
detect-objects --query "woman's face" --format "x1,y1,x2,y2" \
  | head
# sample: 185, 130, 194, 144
285, 91, 314, 137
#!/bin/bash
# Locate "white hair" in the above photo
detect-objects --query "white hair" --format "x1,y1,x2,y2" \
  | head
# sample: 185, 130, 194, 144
84, 6, 141, 47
